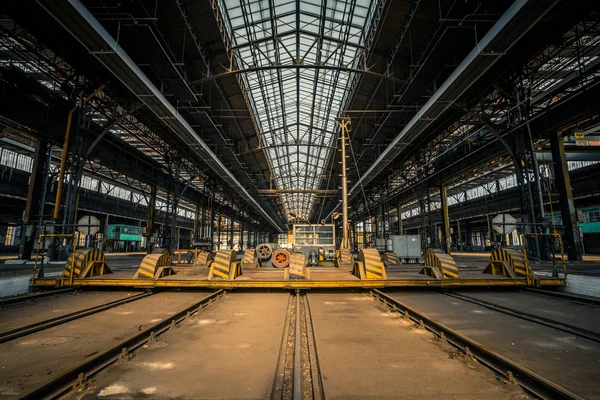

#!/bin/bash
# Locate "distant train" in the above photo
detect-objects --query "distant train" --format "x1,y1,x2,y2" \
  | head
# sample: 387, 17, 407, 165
106, 224, 143, 242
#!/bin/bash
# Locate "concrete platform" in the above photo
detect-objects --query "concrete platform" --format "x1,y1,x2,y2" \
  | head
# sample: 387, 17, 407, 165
71, 292, 290, 399
28, 267, 566, 289
24, 251, 569, 289
307, 292, 522, 399
0, 290, 214, 398
0, 289, 143, 334
382, 289, 600, 399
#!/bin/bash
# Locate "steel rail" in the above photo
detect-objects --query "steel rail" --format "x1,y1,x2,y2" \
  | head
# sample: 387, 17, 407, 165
303, 293, 324, 400
0, 291, 154, 344
523, 288, 600, 307
16, 289, 226, 400
293, 291, 302, 400
371, 289, 584, 400
270, 294, 294, 400
444, 292, 600, 344
0, 288, 75, 308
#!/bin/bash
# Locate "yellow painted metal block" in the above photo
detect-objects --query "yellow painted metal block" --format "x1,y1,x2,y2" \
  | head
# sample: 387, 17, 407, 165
424, 249, 460, 279
134, 253, 174, 279
208, 250, 238, 280
358, 249, 387, 280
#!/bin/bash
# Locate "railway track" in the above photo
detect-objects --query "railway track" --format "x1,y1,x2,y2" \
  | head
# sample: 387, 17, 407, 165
523, 287, 600, 306
2, 289, 596, 399
444, 291, 600, 344
271, 291, 324, 400
0, 290, 155, 344
0, 288, 76, 308
16, 289, 226, 400
371, 289, 584, 400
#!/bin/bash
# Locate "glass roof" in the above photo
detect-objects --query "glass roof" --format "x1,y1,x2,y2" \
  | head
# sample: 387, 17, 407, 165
218, 0, 377, 222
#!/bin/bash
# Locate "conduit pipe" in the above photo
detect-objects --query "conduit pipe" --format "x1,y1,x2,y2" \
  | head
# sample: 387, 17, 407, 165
53, 85, 105, 220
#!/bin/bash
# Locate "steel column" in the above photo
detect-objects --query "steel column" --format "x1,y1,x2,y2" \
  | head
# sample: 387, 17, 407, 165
146, 186, 156, 253
240, 224, 244, 250
217, 215, 223, 250
194, 203, 200, 242
550, 132, 582, 261
229, 218, 234, 250
457, 220, 462, 251
19, 138, 49, 260
397, 203, 403, 235
440, 183, 451, 254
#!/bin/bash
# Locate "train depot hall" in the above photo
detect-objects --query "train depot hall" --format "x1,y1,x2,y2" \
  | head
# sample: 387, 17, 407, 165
1, 0, 600, 399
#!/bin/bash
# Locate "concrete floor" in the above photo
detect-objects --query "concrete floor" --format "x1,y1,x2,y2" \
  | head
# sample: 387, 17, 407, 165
0, 288, 598, 398
0, 289, 144, 333
0, 290, 213, 398
81, 291, 525, 400
384, 289, 600, 399
308, 291, 523, 400
79, 291, 289, 399
461, 290, 600, 332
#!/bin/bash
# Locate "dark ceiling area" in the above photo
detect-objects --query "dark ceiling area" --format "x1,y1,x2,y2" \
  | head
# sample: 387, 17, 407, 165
2, 0, 600, 232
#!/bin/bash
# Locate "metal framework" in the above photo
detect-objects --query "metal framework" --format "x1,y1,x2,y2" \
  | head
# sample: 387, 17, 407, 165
213, 0, 383, 222
347, 5, 600, 244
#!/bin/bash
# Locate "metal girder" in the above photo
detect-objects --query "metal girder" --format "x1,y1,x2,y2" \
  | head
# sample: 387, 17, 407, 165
191, 65, 406, 86
30, 277, 566, 289
0, 70, 258, 226
353, 76, 600, 220
327, 0, 561, 222
36, 0, 281, 232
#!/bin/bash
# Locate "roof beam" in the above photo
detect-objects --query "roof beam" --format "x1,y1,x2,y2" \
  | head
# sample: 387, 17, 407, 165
37, 0, 281, 232
327, 0, 560, 220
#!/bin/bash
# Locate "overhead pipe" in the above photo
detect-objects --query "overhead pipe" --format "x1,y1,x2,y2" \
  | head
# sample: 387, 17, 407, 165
53, 84, 105, 220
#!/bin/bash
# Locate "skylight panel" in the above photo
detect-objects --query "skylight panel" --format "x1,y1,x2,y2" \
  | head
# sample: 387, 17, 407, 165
219, 0, 376, 221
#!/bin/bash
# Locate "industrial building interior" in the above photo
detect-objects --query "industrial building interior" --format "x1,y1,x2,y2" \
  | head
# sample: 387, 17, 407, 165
1, 0, 600, 398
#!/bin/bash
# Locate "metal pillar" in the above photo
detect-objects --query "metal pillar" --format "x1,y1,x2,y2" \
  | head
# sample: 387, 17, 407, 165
217, 215, 223, 250
362, 221, 367, 248
487, 214, 494, 248
336, 117, 351, 249
229, 218, 234, 249
146, 186, 156, 253
397, 203, 403, 235
209, 190, 216, 248
240, 224, 244, 250
550, 132, 583, 261
456, 221, 463, 251
194, 203, 200, 242
419, 194, 427, 249
20, 139, 49, 260
439, 183, 451, 254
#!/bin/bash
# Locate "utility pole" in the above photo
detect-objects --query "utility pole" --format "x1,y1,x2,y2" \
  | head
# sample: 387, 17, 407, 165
336, 117, 351, 250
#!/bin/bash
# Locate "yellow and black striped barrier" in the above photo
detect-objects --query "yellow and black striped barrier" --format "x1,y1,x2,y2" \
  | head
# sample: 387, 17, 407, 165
382, 252, 401, 266
336, 248, 354, 270
356, 249, 387, 280
208, 250, 240, 280
423, 249, 461, 279
63, 248, 112, 279
193, 251, 214, 268
285, 252, 310, 280
134, 252, 176, 279
152, 248, 171, 259
241, 248, 258, 269
484, 248, 532, 280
